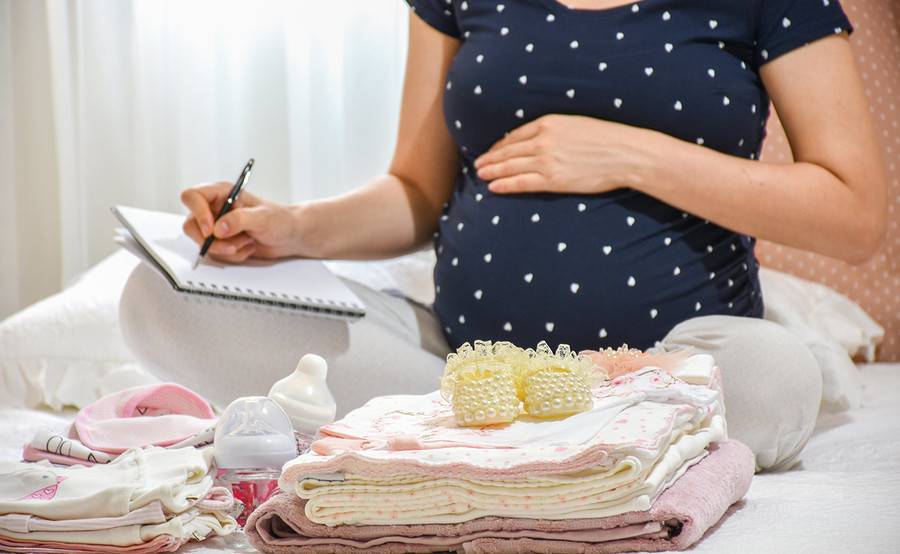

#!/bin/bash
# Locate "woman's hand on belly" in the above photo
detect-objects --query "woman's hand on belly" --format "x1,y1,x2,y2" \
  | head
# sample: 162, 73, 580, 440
473, 114, 657, 195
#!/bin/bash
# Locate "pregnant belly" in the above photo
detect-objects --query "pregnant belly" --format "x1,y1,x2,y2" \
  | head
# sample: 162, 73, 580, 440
431, 183, 762, 351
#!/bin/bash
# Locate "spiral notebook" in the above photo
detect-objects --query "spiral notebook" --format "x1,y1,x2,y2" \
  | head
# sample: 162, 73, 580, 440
112, 205, 365, 319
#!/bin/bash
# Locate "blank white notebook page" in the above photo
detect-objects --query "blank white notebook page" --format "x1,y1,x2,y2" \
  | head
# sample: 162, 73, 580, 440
113, 205, 365, 315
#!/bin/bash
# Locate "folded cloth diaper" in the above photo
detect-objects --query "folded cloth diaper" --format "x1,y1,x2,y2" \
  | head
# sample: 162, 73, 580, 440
245, 440, 754, 553
73, 383, 217, 453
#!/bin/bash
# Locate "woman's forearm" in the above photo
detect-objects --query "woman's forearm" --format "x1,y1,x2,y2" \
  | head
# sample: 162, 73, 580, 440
635, 130, 886, 264
293, 173, 442, 260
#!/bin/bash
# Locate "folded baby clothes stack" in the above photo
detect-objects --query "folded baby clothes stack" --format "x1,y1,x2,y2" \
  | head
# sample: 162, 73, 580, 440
0, 446, 237, 553
246, 353, 753, 553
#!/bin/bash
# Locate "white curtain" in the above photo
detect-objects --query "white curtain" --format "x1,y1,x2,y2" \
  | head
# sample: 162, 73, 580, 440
0, 0, 409, 318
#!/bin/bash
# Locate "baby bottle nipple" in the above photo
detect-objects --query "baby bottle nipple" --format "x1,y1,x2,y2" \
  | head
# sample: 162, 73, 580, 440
268, 353, 337, 452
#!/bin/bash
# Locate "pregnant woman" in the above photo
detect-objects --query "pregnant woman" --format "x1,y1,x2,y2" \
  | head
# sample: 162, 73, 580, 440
120, 0, 886, 471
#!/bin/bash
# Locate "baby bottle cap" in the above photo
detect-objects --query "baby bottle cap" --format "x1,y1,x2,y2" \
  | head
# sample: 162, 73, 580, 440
213, 396, 297, 470
268, 354, 337, 435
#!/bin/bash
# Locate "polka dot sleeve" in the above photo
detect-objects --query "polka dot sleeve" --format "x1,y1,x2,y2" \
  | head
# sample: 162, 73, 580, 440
754, 0, 854, 67
405, 0, 460, 38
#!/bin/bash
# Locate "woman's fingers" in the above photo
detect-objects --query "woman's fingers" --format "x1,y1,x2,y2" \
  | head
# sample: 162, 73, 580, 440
180, 181, 263, 237
207, 233, 255, 257
474, 140, 538, 170
213, 205, 269, 239
476, 156, 541, 181
183, 216, 205, 245
209, 241, 256, 264
180, 182, 232, 236
488, 173, 547, 194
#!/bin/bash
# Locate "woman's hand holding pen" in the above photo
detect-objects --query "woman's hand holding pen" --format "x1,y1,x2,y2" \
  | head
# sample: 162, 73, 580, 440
181, 182, 309, 263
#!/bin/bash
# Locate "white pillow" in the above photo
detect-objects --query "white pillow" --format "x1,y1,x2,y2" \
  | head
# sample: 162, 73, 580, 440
0, 250, 156, 410
759, 267, 885, 413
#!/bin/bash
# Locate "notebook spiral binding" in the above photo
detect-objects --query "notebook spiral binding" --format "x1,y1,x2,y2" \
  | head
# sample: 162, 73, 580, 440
184, 280, 364, 318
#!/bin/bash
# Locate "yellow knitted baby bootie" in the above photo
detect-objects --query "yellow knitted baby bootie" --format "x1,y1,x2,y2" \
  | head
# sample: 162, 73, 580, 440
519, 342, 596, 419
442, 340, 604, 426
441, 341, 523, 426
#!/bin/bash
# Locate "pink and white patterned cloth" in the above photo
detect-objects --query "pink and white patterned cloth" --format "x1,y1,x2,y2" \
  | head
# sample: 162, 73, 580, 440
248, 440, 754, 553
278, 355, 727, 526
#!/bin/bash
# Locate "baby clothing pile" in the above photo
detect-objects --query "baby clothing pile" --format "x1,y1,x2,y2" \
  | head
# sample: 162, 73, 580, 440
0, 447, 236, 552
2, 382, 236, 552
245, 354, 754, 553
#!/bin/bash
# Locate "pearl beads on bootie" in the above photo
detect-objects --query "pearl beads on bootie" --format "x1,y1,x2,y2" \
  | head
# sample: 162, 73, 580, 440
522, 368, 593, 418
441, 340, 605, 427
451, 366, 520, 426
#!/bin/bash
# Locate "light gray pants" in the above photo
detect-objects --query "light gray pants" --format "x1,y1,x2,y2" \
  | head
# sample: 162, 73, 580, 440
119, 263, 821, 472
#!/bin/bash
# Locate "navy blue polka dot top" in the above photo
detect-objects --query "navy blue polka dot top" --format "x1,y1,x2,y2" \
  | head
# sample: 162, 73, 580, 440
405, 0, 853, 351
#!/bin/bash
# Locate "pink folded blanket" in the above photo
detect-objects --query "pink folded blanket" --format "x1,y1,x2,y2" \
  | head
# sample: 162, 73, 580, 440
246, 440, 753, 553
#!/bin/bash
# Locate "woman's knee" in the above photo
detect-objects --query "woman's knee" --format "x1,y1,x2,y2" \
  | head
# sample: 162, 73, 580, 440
119, 264, 172, 365
661, 316, 822, 472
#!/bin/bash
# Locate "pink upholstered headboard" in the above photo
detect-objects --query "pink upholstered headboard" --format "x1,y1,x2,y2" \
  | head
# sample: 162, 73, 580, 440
756, 0, 899, 360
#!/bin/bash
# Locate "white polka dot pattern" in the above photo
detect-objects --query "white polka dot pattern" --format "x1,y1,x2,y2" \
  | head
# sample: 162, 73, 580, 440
757, 0, 900, 361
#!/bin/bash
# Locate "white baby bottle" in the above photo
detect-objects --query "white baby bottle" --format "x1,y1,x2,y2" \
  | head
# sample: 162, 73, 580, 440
214, 396, 297, 536
268, 353, 337, 453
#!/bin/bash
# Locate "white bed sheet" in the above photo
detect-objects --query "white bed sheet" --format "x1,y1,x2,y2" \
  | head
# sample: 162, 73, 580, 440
2, 364, 897, 554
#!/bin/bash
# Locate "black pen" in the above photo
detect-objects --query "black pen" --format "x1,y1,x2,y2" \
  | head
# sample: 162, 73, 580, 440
192, 158, 255, 269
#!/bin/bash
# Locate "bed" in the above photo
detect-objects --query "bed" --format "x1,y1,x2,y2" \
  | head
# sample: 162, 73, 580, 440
1, 251, 897, 553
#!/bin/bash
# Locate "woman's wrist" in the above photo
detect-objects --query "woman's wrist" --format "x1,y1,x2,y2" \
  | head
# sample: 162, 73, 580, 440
624, 128, 681, 197
288, 201, 324, 259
